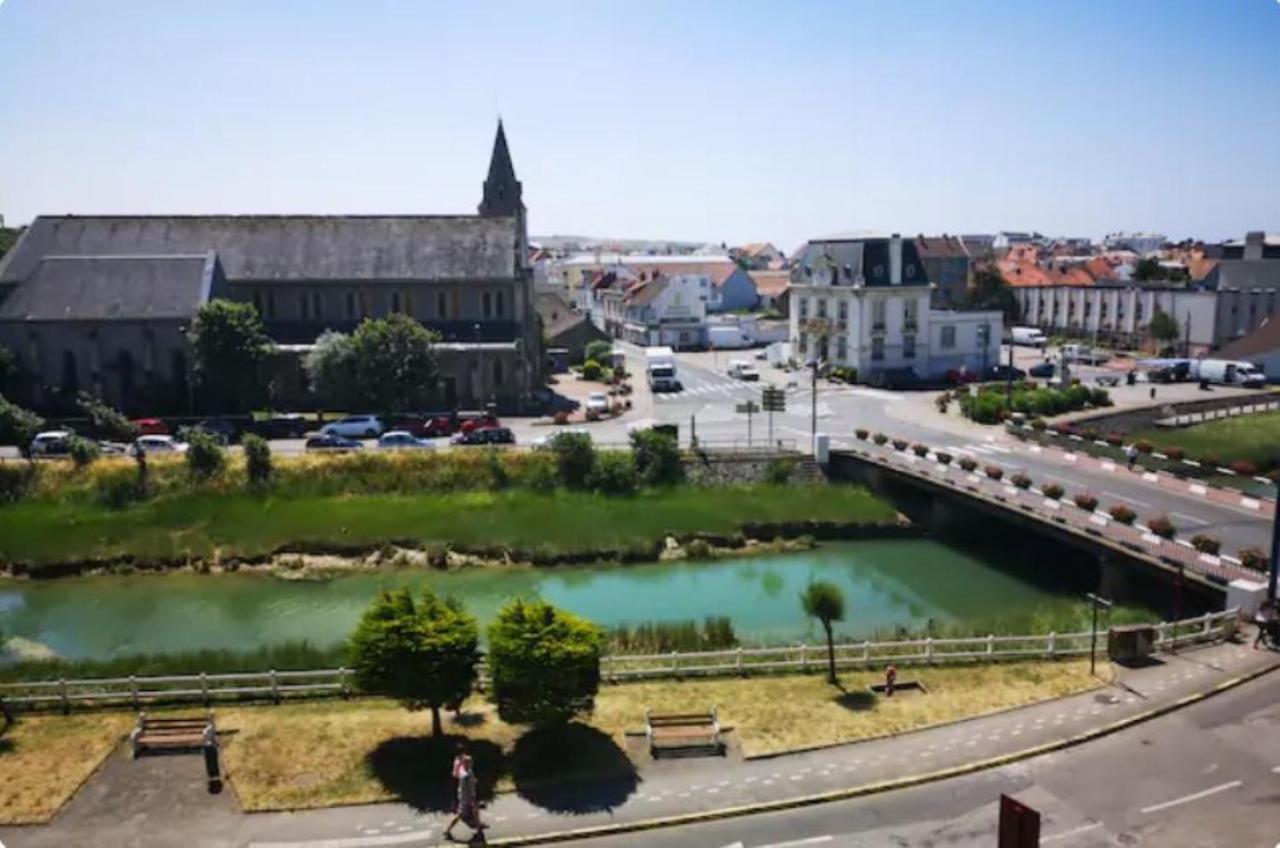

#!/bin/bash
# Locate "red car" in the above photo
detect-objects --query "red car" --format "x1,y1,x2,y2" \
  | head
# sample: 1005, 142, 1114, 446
458, 413, 500, 434
131, 417, 169, 436
389, 415, 453, 438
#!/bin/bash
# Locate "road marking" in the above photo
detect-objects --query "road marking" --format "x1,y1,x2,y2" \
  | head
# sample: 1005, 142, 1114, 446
759, 837, 835, 848
1101, 490, 1152, 508
248, 829, 436, 848
1042, 822, 1103, 843
1139, 780, 1242, 814
1171, 511, 1210, 526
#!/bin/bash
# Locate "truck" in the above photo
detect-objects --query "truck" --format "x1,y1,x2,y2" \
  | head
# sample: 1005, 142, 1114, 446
645, 346, 680, 392
1060, 344, 1109, 365
1188, 358, 1267, 388
1010, 326, 1048, 348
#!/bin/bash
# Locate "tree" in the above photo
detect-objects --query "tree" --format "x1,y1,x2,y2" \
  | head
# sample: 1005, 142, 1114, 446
349, 588, 480, 736
242, 434, 272, 486
187, 299, 273, 413
75, 392, 139, 442
966, 267, 1020, 324
1147, 307, 1180, 344
800, 581, 846, 684
0, 395, 45, 458
630, 428, 683, 486
488, 599, 604, 725
550, 431, 596, 488
304, 315, 438, 412
584, 340, 612, 366
1131, 257, 1161, 281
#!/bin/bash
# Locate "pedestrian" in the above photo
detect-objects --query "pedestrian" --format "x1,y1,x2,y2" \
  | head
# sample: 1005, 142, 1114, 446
1254, 601, 1276, 650
885, 664, 897, 697
444, 745, 485, 842
1149, 386, 1156, 400
1124, 443, 1138, 470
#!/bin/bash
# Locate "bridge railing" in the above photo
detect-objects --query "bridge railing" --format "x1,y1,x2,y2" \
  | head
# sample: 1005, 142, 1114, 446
0, 611, 1237, 712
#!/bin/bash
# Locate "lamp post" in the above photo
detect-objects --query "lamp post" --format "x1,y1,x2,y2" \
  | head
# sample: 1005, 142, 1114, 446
1269, 467, 1280, 603
810, 356, 820, 454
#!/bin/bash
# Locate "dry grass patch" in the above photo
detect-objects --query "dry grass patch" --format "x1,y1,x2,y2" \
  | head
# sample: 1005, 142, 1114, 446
223, 659, 1098, 811
0, 712, 133, 824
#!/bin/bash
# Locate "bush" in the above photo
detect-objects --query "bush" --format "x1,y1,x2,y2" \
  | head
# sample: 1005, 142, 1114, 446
243, 434, 272, 485
1011, 472, 1032, 489
984, 465, 1004, 480
584, 340, 613, 365
550, 431, 595, 488
959, 457, 978, 472
1080, 428, 1099, 441
1229, 460, 1258, 477
75, 392, 139, 442
580, 359, 605, 381
1089, 387, 1112, 407
488, 599, 604, 725
630, 429, 683, 486
1039, 482, 1064, 500
0, 395, 44, 457
1200, 453, 1222, 469
1109, 504, 1136, 524
589, 450, 638, 495
95, 464, 145, 509
764, 456, 796, 485
67, 435, 100, 469
872, 433, 889, 445
1190, 534, 1220, 555
1104, 432, 1123, 447
184, 429, 226, 480
1239, 548, 1269, 572
935, 452, 952, 465
685, 538, 712, 559
0, 463, 37, 503
1135, 440, 1153, 454
855, 428, 869, 440
1164, 446, 1185, 461
892, 439, 909, 451
911, 443, 929, 457
1146, 514, 1177, 539
1030, 418, 1047, 431
1071, 491, 1096, 510
934, 396, 949, 414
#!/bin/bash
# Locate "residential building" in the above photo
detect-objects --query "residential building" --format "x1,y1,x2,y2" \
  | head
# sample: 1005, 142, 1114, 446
535, 287, 608, 364
557, 253, 757, 313
960, 234, 996, 257
613, 273, 708, 349
788, 233, 1001, 380
914, 234, 970, 308
1103, 232, 1166, 255
1220, 231, 1280, 260
749, 270, 791, 316
1217, 318, 1280, 381
730, 242, 785, 270
0, 122, 541, 413
993, 231, 1042, 251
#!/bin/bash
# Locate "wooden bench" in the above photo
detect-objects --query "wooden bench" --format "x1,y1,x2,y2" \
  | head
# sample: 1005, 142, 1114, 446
130, 712, 216, 758
645, 707, 722, 757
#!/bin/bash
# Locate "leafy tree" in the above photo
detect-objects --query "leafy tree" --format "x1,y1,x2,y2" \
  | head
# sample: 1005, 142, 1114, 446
1147, 307, 1180, 343
187, 299, 273, 412
584, 340, 612, 366
800, 581, 846, 684
550, 431, 595, 488
1131, 257, 1161, 281
629, 428, 683, 486
242, 434, 272, 486
966, 267, 1020, 324
184, 428, 226, 480
304, 316, 438, 412
303, 329, 359, 408
488, 599, 604, 725
75, 392, 139, 442
348, 588, 479, 736
0, 227, 19, 262
589, 450, 637, 494
67, 435, 101, 468
580, 359, 604, 381
0, 395, 45, 458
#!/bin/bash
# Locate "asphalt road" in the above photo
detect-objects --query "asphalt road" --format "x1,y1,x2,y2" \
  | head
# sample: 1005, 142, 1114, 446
558, 670, 1280, 848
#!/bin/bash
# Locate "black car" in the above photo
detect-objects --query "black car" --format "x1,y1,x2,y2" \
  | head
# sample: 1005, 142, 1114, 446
451, 426, 515, 446
1028, 361, 1056, 378
189, 418, 239, 444
985, 365, 1027, 381
256, 414, 312, 439
304, 433, 362, 452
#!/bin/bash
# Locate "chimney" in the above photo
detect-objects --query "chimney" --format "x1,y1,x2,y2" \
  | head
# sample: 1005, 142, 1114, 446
889, 234, 903, 284
1244, 231, 1264, 261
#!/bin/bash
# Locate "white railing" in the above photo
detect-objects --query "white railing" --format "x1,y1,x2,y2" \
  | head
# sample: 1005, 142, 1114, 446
0, 610, 1237, 712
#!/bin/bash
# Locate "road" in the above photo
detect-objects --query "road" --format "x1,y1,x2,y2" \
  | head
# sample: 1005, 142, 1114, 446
558, 671, 1280, 848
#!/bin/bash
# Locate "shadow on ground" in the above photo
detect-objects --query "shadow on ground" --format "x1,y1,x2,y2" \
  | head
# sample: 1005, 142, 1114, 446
367, 733, 503, 813
833, 688, 877, 712
510, 723, 639, 814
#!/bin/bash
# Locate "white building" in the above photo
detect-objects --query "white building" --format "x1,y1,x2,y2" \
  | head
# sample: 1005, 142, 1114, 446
1102, 232, 1166, 255
788, 234, 1001, 381
588, 272, 709, 349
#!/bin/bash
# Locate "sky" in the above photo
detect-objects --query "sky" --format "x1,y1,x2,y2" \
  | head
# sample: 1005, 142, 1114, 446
1, 0, 1278, 250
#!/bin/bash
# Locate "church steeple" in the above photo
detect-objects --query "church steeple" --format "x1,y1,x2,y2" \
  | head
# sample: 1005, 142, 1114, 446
478, 120, 524, 218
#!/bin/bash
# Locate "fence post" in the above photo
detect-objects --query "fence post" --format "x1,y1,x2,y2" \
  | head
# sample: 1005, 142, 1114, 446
269, 669, 280, 704
862, 640, 871, 664
338, 667, 349, 698
1201, 614, 1212, 639
1157, 622, 1168, 647
986, 634, 995, 657
670, 651, 678, 675
59, 678, 69, 715
130, 675, 139, 711
1047, 632, 1056, 657
799, 643, 807, 670
736, 647, 743, 676
925, 638, 933, 663
200, 672, 209, 707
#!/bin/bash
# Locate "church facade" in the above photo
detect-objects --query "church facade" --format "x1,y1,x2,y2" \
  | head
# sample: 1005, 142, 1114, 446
0, 123, 542, 414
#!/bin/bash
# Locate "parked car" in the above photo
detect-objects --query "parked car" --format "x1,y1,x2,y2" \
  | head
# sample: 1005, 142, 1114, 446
320, 415, 385, 439
389, 414, 453, 438
531, 429, 591, 449
451, 426, 515, 446
256, 413, 311, 439
131, 417, 169, 436
584, 392, 610, 416
187, 418, 239, 445
1028, 361, 1056, 379
458, 413, 500, 434
99, 441, 130, 456
377, 430, 434, 450
944, 368, 979, 385
29, 430, 74, 457
304, 433, 362, 452
984, 365, 1026, 381
132, 435, 188, 455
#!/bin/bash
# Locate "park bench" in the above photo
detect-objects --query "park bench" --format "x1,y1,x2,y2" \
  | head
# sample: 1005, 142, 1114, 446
130, 711, 216, 758
645, 707, 722, 757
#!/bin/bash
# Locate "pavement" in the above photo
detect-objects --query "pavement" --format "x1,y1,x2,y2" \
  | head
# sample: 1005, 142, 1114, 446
3, 637, 1276, 848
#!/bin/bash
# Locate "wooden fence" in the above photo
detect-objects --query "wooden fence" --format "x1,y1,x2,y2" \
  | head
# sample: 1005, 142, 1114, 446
0, 610, 1237, 712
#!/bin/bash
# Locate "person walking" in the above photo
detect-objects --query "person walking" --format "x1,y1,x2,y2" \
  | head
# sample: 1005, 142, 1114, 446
444, 745, 485, 843
1124, 443, 1138, 470
1254, 600, 1277, 650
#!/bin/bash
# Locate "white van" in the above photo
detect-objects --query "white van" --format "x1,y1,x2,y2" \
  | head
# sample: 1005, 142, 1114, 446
1010, 327, 1048, 348
1061, 344, 1108, 365
727, 359, 760, 381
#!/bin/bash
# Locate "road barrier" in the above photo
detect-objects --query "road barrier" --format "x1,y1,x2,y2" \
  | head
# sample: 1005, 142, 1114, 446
0, 610, 1237, 712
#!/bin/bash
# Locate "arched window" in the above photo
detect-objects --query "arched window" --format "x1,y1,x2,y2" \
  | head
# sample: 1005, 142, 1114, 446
61, 350, 78, 394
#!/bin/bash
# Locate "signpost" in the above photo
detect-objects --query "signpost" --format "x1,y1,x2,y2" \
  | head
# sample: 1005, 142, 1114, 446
761, 386, 786, 447
735, 400, 760, 446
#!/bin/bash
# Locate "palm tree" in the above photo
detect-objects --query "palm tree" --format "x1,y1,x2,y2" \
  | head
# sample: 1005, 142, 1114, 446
800, 581, 846, 684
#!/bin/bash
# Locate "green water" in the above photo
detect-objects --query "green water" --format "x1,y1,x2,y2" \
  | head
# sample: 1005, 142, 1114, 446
0, 540, 1096, 660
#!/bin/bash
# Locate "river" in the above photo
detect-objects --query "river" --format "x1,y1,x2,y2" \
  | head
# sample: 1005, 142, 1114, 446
0, 539, 1116, 661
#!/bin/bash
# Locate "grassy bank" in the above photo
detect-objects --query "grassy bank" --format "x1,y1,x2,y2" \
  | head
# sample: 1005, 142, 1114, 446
0, 484, 897, 570
0, 712, 133, 824
1133, 410, 1280, 474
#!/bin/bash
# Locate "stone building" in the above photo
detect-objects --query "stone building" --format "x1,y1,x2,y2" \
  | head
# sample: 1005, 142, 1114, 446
0, 123, 541, 413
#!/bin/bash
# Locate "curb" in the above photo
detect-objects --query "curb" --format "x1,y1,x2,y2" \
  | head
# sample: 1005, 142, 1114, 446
470, 659, 1280, 847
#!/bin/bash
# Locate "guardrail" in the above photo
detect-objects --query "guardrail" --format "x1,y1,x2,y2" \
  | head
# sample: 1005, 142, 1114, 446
0, 610, 1237, 712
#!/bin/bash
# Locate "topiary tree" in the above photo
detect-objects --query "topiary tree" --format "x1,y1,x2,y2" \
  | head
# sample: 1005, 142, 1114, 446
75, 392, 138, 442
0, 394, 45, 458
550, 431, 595, 488
242, 434, 272, 486
349, 588, 480, 736
800, 581, 845, 685
184, 428, 226, 480
488, 599, 604, 725
629, 428, 682, 486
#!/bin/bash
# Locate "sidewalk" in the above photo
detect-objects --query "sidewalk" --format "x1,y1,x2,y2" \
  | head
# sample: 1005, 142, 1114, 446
5, 639, 1275, 848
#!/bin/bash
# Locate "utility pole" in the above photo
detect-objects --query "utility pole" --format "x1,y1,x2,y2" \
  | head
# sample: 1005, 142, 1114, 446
1269, 466, 1280, 602
1005, 338, 1015, 406
810, 358, 818, 454
1184, 311, 1191, 358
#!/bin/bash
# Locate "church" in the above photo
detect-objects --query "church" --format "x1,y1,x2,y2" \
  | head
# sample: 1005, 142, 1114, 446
0, 122, 541, 414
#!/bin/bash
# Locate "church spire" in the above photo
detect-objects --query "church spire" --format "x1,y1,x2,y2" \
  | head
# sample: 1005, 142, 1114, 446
478, 119, 523, 218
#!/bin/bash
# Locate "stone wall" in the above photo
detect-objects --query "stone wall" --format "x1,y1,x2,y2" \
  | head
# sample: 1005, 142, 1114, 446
1064, 391, 1274, 434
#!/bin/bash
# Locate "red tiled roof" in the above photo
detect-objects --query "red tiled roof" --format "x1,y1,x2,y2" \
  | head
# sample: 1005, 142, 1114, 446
626, 259, 739, 287
749, 270, 790, 297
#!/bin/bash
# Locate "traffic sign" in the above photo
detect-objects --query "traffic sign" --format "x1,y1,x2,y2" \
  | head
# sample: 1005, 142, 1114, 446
735, 401, 761, 414
761, 386, 786, 412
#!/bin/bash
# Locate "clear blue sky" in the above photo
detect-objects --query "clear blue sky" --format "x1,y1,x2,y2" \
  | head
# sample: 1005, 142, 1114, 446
1, 0, 1277, 249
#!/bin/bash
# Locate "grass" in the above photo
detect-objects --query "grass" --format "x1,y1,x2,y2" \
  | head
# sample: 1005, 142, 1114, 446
0, 484, 896, 568
0, 712, 134, 824
1133, 410, 1280, 473
218, 659, 1097, 811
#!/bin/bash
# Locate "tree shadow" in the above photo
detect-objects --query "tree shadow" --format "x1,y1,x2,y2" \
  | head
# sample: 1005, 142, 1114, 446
833, 689, 876, 712
510, 723, 639, 814
367, 734, 503, 813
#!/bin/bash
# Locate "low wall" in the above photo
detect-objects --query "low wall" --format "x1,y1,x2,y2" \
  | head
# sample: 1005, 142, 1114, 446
1063, 390, 1273, 435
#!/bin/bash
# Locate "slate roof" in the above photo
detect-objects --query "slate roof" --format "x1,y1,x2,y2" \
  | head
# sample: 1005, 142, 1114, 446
789, 236, 929, 287
0, 214, 520, 284
1216, 260, 1280, 291
914, 235, 969, 259
1218, 317, 1280, 359
623, 276, 670, 308
0, 253, 220, 321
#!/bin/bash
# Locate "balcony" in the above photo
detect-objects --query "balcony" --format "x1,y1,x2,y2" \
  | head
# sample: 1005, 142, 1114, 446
872, 321, 887, 332
903, 319, 918, 331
